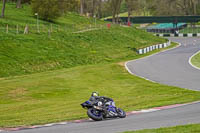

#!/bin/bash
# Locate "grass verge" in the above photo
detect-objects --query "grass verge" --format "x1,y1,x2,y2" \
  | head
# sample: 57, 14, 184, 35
124, 124, 200, 133
191, 51, 200, 68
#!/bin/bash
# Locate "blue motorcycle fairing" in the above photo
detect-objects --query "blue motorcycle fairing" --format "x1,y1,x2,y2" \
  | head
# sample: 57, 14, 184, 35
107, 105, 117, 113
81, 100, 92, 108
85, 100, 91, 104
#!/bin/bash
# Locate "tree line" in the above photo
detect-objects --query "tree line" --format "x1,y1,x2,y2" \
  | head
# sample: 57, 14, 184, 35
1, 0, 200, 23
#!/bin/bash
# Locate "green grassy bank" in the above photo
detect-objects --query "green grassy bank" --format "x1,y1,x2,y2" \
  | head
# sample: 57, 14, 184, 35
0, 3, 166, 78
125, 124, 200, 133
191, 52, 200, 68
0, 26, 166, 77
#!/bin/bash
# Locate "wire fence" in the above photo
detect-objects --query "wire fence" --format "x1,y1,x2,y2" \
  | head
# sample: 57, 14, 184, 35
0, 23, 109, 35
145, 24, 200, 34
179, 26, 200, 34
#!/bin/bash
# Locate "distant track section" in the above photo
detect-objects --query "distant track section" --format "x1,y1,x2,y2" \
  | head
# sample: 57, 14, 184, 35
126, 37, 200, 91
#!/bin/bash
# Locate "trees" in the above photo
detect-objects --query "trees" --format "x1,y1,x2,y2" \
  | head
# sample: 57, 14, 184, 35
80, 0, 84, 15
1, 0, 6, 18
16, 0, 22, 8
31, 0, 61, 21
31, 0, 80, 21
110, 0, 123, 23
176, 0, 198, 15
150, 0, 178, 16
58, 0, 79, 14
3, 0, 200, 21
91, 0, 97, 17
149, 0, 200, 16
97, 0, 102, 18
125, 0, 138, 22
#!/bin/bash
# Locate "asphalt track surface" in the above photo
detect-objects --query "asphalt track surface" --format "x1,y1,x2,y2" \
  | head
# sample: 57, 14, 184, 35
4, 37, 200, 133
126, 37, 200, 91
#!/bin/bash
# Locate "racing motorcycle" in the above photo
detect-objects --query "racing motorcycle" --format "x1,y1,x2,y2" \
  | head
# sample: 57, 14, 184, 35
81, 97, 126, 121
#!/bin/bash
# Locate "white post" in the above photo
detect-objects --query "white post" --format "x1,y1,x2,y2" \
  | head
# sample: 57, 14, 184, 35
164, 43, 167, 48
159, 44, 163, 49
94, 15, 96, 28
35, 13, 39, 33
153, 45, 156, 50
6, 24, 8, 33
179, 33, 183, 37
168, 41, 171, 46
143, 48, 147, 54
146, 47, 150, 52
150, 46, 153, 51
24, 24, 29, 34
188, 33, 193, 37
138, 49, 143, 54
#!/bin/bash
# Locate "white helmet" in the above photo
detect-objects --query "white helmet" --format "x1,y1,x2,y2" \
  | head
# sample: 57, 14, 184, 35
91, 92, 99, 97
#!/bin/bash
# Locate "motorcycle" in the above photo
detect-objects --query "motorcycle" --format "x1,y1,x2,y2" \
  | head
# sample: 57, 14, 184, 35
81, 97, 126, 121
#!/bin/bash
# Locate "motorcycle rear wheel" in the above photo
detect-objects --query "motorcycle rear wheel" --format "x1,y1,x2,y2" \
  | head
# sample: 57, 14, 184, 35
87, 108, 103, 121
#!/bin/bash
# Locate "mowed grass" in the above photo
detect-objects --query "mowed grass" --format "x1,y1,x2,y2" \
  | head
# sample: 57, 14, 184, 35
0, 3, 167, 78
0, 26, 166, 77
191, 52, 200, 68
1, 62, 200, 127
124, 124, 200, 133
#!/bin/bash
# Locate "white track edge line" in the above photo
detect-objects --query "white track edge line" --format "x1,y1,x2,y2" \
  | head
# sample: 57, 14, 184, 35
189, 50, 200, 71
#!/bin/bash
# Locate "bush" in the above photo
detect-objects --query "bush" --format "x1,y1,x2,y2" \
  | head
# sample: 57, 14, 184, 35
31, 0, 61, 21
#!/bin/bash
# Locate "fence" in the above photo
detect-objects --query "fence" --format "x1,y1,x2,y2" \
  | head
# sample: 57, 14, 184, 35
146, 24, 200, 34
179, 26, 200, 34
0, 23, 108, 35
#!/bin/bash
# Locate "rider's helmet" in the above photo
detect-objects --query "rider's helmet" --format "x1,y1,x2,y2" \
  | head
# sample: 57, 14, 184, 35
91, 92, 99, 97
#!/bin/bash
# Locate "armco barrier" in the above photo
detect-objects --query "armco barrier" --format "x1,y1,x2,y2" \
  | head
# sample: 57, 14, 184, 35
156, 33, 200, 37
138, 41, 171, 54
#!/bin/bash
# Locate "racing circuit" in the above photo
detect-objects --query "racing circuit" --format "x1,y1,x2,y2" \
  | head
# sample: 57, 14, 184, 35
3, 37, 200, 133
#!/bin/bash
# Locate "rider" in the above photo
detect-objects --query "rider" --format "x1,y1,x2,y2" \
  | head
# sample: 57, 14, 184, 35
89, 92, 114, 106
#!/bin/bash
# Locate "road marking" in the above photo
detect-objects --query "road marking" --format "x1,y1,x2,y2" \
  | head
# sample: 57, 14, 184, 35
58, 122, 68, 125
188, 50, 200, 71
140, 109, 159, 113
43, 124, 54, 127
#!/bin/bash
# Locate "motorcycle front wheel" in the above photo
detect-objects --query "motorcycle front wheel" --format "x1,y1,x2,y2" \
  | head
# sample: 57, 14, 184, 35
117, 108, 126, 118
87, 108, 103, 121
